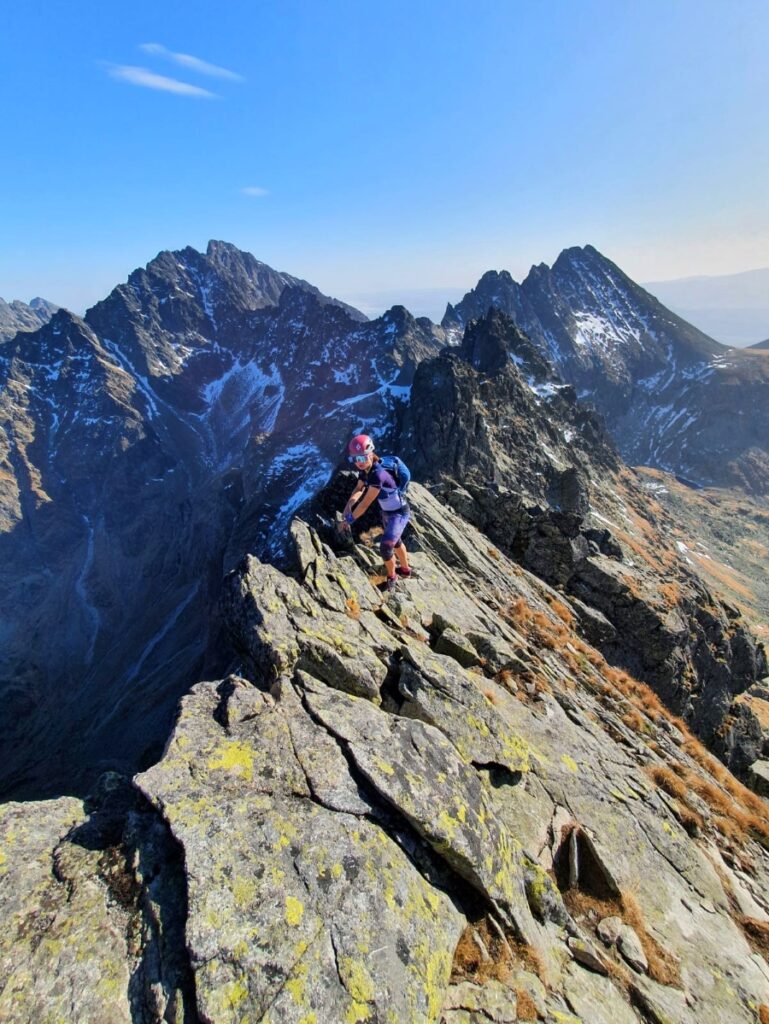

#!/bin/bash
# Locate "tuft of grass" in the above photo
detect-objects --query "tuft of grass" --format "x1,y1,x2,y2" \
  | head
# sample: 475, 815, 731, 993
515, 988, 539, 1021
450, 918, 545, 988
564, 886, 681, 988
646, 765, 687, 802
620, 892, 682, 988
547, 596, 575, 626
671, 801, 704, 837
345, 596, 361, 620
760, 1005, 769, 1024
659, 581, 682, 607
621, 709, 647, 734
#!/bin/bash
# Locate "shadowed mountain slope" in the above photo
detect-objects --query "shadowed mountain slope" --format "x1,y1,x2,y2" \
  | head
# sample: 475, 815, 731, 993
0, 243, 442, 799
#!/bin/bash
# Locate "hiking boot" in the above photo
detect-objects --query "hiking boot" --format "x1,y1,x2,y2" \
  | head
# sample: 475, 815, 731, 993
395, 566, 413, 578
384, 575, 398, 592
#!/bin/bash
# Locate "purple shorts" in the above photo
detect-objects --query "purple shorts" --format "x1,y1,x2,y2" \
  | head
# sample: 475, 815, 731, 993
379, 507, 410, 559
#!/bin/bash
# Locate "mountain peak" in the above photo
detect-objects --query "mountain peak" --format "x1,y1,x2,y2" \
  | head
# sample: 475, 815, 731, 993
0, 295, 60, 343
551, 243, 613, 275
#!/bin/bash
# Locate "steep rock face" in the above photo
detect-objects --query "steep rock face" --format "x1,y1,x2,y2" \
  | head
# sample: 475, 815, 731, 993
400, 309, 766, 766
0, 296, 58, 343
444, 246, 769, 493
0, 244, 443, 799
4, 485, 769, 1022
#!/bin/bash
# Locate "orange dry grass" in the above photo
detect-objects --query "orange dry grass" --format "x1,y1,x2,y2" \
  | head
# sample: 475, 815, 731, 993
621, 709, 647, 734
505, 596, 535, 626
738, 694, 769, 730
743, 918, 769, 961
450, 919, 545, 988
451, 921, 509, 985
546, 596, 575, 626
672, 739, 769, 847
515, 989, 539, 1021
672, 801, 704, 836
689, 550, 755, 601
760, 1006, 769, 1024
507, 581, 769, 853
659, 581, 682, 607
620, 892, 682, 987
646, 765, 687, 801
564, 888, 681, 988
345, 596, 361, 620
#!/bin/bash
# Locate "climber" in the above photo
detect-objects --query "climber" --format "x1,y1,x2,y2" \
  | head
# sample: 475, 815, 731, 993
342, 433, 412, 592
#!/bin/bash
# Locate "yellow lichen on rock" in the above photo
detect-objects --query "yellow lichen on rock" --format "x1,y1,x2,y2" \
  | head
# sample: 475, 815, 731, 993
206, 740, 255, 782
339, 957, 376, 1003
285, 895, 305, 926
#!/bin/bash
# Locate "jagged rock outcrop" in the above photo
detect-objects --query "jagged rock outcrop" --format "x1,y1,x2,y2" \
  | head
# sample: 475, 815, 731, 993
4, 484, 769, 1022
444, 246, 769, 493
399, 308, 767, 769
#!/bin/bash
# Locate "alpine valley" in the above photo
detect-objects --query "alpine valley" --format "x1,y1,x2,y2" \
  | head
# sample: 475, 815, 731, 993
2, 241, 769, 1024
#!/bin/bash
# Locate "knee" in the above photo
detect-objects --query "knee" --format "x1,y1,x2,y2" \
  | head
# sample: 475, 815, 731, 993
380, 539, 395, 560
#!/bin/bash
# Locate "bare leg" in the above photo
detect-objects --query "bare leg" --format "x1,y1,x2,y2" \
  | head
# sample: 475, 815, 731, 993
394, 543, 410, 571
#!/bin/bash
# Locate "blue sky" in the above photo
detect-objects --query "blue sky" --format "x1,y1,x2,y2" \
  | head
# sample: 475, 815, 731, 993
2, 1, 768, 319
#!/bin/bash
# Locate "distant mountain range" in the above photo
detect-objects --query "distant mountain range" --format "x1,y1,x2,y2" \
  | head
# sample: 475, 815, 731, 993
643, 266, 769, 347
0, 295, 58, 342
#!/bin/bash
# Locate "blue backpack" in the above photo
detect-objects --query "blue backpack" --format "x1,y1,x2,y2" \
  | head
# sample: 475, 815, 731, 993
378, 455, 411, 499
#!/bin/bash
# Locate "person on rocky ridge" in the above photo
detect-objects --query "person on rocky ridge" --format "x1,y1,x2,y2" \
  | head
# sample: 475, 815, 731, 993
342, 433, 412, 591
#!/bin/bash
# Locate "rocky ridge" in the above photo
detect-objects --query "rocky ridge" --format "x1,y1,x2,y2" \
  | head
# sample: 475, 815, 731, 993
443, 246, 769, 493
399, 309, 767, 772
0, 295, 58, 343
4, 483, 769, 1023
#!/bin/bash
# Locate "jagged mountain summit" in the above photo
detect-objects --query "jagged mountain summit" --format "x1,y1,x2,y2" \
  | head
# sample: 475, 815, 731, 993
0, 242, 442, 798
444, 245, 769, 493
0, 295, 59, 343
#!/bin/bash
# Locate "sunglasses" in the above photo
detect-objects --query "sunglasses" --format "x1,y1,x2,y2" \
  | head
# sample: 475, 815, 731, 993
349, 454, 372, 464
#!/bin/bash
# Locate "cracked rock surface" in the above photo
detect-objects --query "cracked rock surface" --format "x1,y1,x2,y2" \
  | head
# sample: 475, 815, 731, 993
4, 484, 769, 1022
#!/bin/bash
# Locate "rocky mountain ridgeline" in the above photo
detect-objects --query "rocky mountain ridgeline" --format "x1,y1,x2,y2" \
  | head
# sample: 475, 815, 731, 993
443, 245, 769, 494
4, 484, 769, 1023
1, 242, 767, 803
0, 295, 59, 343
398, 309, 766, 772
0, 241, 442, 798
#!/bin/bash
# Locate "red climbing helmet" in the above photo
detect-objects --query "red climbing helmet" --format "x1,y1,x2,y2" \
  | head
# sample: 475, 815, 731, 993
347, 433, 375, 461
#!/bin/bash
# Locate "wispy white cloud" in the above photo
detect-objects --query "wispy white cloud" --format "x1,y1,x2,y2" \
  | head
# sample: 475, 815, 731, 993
242, 186, 269, 197
106, 64, 218, 98
140, 43, 244, 82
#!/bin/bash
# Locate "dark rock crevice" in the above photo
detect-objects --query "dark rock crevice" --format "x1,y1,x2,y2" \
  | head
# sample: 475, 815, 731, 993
295, 677, 533, 942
